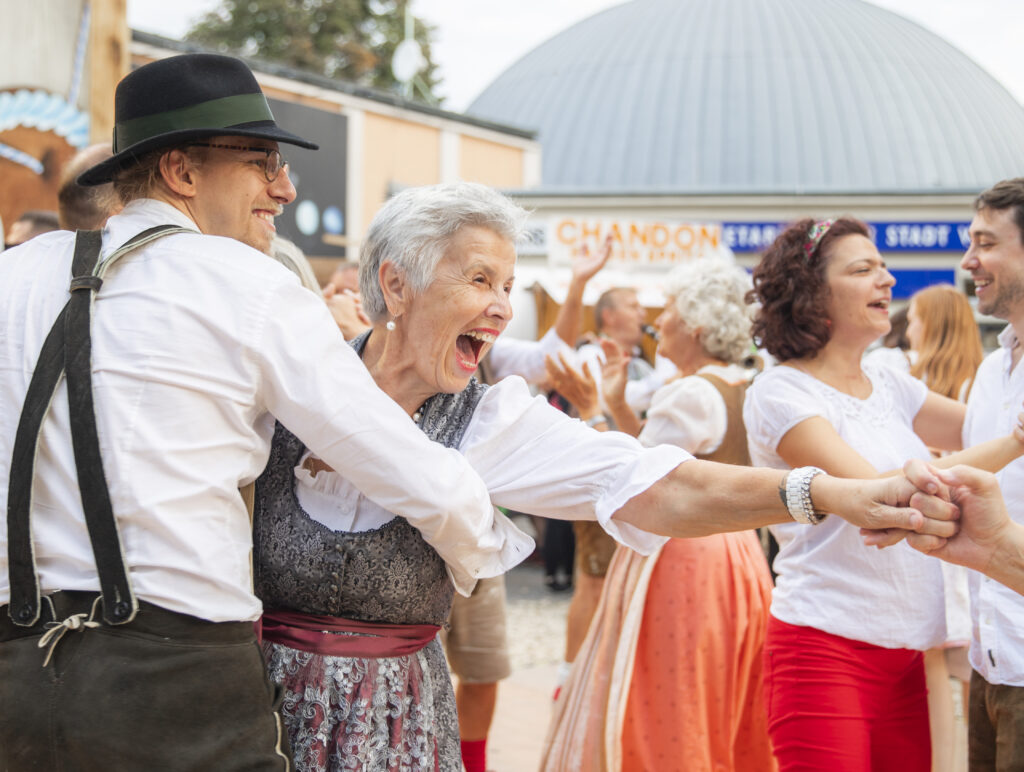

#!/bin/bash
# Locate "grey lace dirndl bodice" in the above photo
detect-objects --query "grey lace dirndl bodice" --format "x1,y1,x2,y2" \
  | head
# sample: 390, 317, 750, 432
253, 332, 489, 772
253, 335, 487, 623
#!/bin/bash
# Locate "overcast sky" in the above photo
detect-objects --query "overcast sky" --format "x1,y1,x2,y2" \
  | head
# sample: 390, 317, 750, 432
128, 0, 1024, 110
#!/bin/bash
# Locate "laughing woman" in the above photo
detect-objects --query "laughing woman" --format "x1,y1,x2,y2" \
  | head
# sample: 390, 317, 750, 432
743, 217, 1024, 771
253, 188, 957, 772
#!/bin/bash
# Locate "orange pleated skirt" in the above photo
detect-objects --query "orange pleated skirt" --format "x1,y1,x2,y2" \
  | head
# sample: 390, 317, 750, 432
542, 531, 776, 772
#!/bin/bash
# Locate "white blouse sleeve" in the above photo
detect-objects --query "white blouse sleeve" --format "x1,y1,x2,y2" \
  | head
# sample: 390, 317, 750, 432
742, 368, 828, 458
639, 376, 727, 455
460, 377, 692, 555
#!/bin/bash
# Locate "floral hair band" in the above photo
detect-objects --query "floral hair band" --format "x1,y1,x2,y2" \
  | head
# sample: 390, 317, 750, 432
803, 218, 835, 260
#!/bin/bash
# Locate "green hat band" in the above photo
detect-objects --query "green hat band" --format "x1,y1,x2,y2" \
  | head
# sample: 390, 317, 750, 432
114, 92, 275, 152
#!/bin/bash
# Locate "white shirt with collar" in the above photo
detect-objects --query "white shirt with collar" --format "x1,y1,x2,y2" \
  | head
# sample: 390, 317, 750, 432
0, 199, 517, 623
963, 324, 1024, 686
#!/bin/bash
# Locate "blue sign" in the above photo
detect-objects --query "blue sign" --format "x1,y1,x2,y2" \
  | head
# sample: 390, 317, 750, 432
723, 221, 972, 253
889, 269, 957, 300
874, 222, 970, 252
722, 223, 784, 252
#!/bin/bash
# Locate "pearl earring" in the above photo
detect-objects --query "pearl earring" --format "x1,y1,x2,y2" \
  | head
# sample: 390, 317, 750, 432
386, 320, 396, 331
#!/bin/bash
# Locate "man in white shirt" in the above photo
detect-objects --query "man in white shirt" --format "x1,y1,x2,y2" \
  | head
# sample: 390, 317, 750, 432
959, 177, 1024, 770
577, 286, 661, 412
0, 53, 501, 771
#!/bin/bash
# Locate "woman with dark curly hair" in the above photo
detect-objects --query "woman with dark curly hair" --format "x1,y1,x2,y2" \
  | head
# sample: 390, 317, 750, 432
743, 217, 1024, 770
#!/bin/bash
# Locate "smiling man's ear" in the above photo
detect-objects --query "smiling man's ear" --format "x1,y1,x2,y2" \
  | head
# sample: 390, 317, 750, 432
379, 260, 411, 320
158, 148, 202, 198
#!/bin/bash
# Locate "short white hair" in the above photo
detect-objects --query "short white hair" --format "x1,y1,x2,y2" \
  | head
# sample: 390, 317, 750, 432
359, 182, 529, 321
663, 259, 754, 364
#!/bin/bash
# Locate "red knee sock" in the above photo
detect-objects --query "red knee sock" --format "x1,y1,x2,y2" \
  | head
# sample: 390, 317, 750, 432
460, 738, 487, 772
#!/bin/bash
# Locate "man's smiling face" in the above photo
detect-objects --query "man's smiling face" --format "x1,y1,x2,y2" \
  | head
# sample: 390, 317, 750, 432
186, 137, 296, 254
961, 206, 1024, 323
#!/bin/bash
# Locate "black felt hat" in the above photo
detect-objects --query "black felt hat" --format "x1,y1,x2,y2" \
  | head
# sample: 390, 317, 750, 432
78, 53, 319, 186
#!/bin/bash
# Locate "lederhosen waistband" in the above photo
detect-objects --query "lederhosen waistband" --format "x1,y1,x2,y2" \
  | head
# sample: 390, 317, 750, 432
0, 590, 253, 644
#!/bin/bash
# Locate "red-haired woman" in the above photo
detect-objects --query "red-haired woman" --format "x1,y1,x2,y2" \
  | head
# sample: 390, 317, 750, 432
743, 218, 1024, 770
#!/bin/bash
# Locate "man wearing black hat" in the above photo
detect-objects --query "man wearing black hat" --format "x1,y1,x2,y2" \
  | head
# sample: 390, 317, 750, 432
0, 54, 510, 771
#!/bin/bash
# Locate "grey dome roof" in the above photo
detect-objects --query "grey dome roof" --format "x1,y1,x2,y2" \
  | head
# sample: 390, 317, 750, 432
468, 0, 1024, 193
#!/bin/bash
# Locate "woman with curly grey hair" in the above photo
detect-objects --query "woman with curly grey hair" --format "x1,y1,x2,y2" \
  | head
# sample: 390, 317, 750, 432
542, 259, 776, 771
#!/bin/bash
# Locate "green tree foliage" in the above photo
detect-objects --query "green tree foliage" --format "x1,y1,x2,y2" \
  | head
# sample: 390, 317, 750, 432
186, 0, 441, 101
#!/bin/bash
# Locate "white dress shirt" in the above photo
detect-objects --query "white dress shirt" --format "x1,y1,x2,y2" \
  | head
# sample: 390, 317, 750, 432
487, 326, 574, 384
963, 325, 1024, 686
744, 363, 947, 651
296, 376, 689, 594
0, 199, 509, 622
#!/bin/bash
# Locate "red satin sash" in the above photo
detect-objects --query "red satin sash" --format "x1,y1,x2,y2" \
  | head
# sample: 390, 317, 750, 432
259, 608, 440, 658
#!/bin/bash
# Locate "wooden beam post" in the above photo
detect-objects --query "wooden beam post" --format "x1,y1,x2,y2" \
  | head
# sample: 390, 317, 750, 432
88, 0, 130, 143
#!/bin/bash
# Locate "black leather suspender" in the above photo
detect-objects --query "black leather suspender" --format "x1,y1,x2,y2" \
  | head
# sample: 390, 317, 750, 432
7, 225, 186, 626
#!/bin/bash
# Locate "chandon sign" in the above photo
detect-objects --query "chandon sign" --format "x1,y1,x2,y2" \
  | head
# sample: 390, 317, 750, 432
548, 217, 729, 267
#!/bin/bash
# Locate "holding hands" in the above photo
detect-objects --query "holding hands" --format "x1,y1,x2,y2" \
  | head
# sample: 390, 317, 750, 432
818, 471, 959, 540
859, 458, 1024, 595
901, 461, 1024, 594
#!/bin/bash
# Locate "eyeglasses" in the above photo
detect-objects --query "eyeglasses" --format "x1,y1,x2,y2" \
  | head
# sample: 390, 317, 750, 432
187, 142, 288, 182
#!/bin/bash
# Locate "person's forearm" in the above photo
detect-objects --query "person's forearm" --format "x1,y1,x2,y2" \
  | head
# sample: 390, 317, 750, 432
985, 522, 1024, 595
614, 461, 790, 537
604, 395, 642, 437
553, 279, 585, 347
932, 436, 1024, 475
575, 405, 609, 432
613, 460, 945, 539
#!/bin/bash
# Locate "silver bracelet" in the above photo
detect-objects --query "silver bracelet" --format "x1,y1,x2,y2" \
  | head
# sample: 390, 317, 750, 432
584, 414, 607, 428
783, 466, 827, 525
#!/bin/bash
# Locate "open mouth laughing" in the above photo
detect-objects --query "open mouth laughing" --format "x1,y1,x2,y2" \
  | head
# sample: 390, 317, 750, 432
455, 329, 498, 371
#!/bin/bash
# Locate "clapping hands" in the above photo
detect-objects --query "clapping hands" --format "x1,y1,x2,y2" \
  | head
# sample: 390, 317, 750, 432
323, 284, 371, 340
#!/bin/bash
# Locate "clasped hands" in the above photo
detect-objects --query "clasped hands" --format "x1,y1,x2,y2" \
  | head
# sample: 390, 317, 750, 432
864, 459, 1012, 575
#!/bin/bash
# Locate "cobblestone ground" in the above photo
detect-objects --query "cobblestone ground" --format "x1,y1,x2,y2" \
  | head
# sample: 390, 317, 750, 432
505, 561, 572, 670
486, 561, 571, 772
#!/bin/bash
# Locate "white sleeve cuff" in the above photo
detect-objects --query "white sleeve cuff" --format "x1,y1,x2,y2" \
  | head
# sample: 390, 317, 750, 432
595, 444, 692, 555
